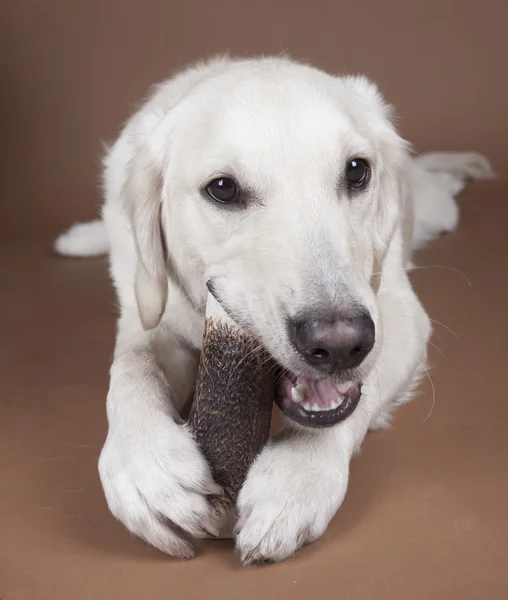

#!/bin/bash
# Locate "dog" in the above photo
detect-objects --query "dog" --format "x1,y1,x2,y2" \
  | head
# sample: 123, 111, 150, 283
55, 55, 494, 564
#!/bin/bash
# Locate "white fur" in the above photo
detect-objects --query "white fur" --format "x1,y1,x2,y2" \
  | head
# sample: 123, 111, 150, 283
54, 219, 108, 257
55, 56, 493, 563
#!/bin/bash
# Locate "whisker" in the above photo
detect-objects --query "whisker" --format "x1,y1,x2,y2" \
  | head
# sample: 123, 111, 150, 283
428, 318, 460, 340
383, 335, 447, 359
407, 264, 473, 287
381, 309, 461, 343
420, 361, 436, 423
230, 343, 266, 376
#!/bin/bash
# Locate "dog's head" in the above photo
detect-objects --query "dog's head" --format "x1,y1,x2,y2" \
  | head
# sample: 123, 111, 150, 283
125, 58, 410, 428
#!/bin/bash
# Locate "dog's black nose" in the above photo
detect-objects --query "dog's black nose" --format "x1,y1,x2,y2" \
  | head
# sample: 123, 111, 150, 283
289, 313, 375, 372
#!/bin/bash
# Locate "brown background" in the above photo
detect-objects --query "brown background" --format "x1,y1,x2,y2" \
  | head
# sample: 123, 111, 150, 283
1, 1, 507, 599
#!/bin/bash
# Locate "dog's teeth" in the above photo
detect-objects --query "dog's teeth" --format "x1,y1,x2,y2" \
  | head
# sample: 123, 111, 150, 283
302, 401, 313, 411
296, 384, 306, 394
329, 399, 340, 410
312, 403, 321, 412
291, 386, 304, 404
335, 381, 352, 395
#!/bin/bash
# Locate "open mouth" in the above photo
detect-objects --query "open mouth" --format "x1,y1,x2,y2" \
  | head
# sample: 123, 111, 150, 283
274, 373, 362, 428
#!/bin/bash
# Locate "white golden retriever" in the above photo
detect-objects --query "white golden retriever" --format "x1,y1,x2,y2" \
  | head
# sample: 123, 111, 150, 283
55, 56, 493, 563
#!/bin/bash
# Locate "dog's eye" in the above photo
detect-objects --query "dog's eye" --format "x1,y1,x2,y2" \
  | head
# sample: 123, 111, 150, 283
205, 178, 239, 204
346, 158, 370, 189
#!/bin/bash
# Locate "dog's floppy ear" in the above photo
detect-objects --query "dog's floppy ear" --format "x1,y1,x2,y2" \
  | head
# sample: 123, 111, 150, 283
124, 145, 168, 330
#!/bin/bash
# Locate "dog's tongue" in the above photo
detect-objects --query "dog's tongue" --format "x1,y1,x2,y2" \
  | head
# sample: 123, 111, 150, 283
297, 377, 343, 408
275, 374, 362, 427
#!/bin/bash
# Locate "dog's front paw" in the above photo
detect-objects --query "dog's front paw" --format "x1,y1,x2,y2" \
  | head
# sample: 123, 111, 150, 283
235, 437, 348, 564
98, 414, 222, 559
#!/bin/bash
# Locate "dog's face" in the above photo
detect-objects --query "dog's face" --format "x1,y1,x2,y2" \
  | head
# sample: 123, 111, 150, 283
132, 62, 408, 427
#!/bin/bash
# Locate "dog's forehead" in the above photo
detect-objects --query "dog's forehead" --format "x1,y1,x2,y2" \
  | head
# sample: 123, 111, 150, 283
182, 71, 372, 177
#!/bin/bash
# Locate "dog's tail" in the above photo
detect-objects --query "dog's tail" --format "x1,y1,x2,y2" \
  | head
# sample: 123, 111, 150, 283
413, 151, 496, 192
409, 151, 496, 253
54, 219, 108, 257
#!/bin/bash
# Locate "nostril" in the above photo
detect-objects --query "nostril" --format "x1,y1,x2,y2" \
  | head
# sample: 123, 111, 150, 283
307, 348, 331, 361
349, 346, 365, 357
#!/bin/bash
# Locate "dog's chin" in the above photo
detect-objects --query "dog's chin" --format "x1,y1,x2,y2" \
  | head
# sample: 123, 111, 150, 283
274, 370, 362, 429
